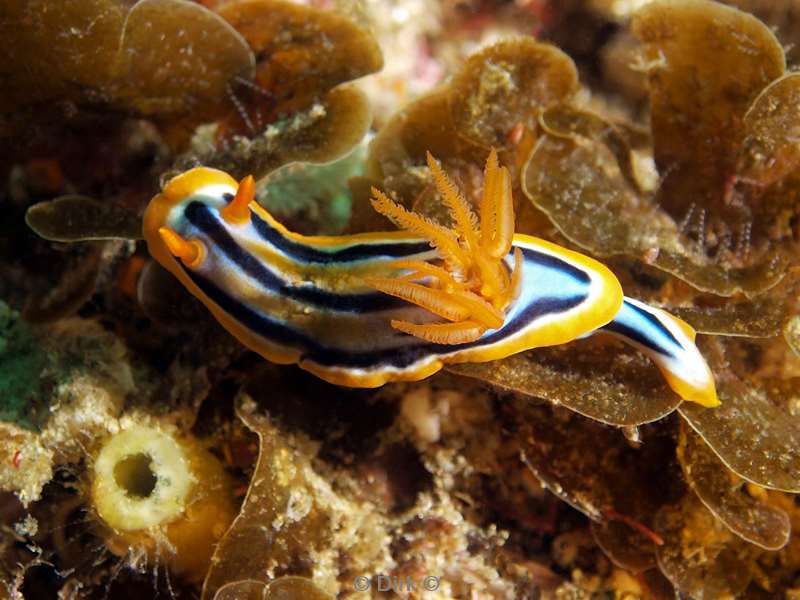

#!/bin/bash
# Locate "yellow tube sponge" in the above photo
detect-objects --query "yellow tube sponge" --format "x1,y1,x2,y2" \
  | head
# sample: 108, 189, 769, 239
93, 425, 194, 531
91, 423, 236, 584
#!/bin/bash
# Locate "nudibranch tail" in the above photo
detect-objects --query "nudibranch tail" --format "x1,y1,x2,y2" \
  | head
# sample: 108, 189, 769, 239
600, 298, 719, 407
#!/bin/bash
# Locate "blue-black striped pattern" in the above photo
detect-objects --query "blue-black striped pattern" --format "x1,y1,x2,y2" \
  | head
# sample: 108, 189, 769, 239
179, 201, 596, 373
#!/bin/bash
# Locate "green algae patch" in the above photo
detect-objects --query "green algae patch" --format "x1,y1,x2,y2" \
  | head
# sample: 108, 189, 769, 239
258, 143, 365, 235
0, 304, 133, 433
0, 302, 48, 430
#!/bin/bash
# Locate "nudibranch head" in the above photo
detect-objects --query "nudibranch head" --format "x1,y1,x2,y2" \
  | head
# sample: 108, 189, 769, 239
142, 166, 305, 366
143, 167, 240, 275
365, 150, 524, 344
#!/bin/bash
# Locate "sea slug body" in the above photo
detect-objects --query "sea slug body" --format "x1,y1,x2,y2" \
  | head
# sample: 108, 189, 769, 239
143, 151, 718, 407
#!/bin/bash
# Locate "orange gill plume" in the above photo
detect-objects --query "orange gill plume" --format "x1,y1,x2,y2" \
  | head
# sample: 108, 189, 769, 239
366, 150, 523, 344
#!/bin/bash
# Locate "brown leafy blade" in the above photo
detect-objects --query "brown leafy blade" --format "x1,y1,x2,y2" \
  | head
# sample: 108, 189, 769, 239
738, 73, 800, 187
591, 520, 657, 573
116, 0, 254, 116
679, 338, 800, 493
678, 421, 790, 550
175, 85, 372, 181
450, 336, 681, 427
524, 1, 800, 297
213, 576, 333, 600
26, 196, 143, 242
634, 0, 784, 245
507, 399, 680, 531
449, 37, 579, 149
672, 270, 800, 337
654, 495, 757, 599
522, 111, 785, 297
201, 401, 331, 599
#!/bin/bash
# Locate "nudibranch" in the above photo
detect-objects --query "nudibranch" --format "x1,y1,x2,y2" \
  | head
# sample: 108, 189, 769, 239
143, 151, 718, 407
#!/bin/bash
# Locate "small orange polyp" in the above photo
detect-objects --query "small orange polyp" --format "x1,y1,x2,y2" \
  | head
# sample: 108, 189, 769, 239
158, 227, 205, 269
221, 175, 255, 225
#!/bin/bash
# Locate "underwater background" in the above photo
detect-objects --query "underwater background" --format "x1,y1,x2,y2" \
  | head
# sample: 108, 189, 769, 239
2, 0, 800, 598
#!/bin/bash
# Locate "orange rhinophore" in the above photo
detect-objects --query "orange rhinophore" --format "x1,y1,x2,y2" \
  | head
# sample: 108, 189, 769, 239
221, 175, 255, 225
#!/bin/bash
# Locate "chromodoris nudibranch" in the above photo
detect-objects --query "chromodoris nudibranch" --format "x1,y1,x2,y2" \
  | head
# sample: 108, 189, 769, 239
142, 151, 718, 407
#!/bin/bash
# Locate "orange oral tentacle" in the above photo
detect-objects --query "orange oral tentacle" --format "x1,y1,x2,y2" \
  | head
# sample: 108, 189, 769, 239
158, 227, 205, 269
